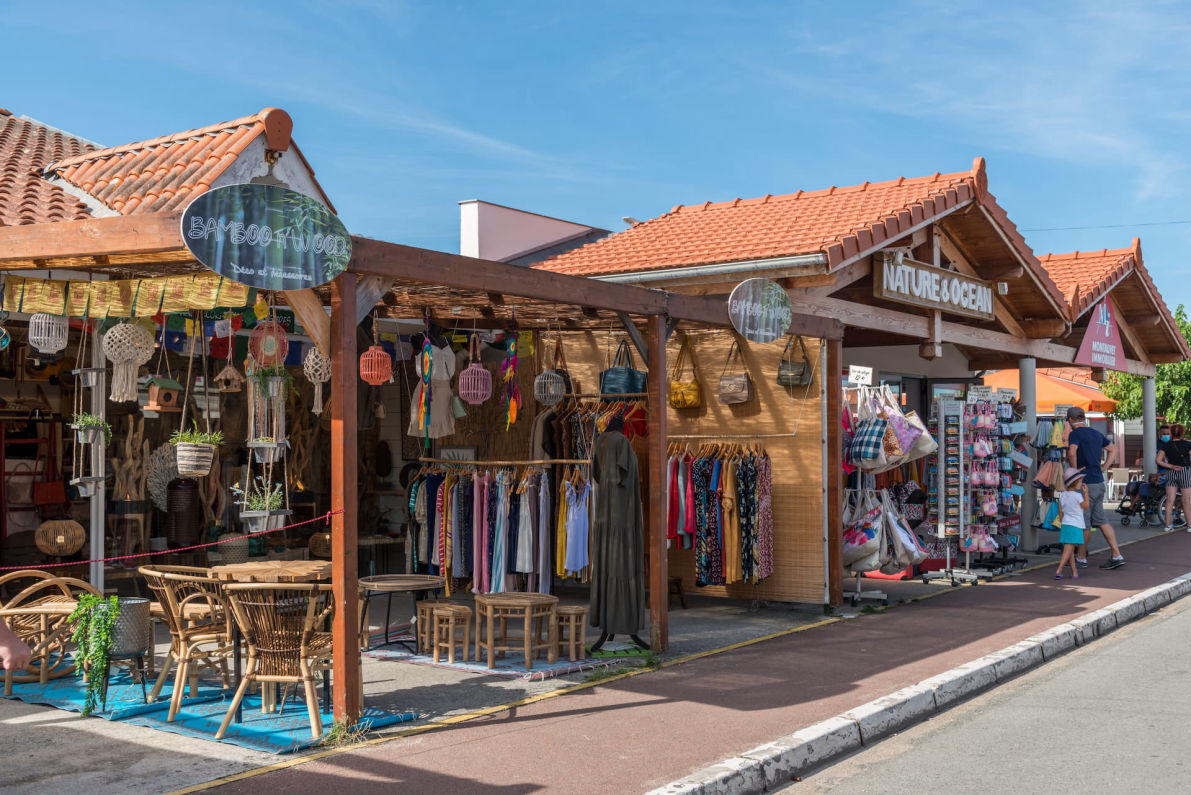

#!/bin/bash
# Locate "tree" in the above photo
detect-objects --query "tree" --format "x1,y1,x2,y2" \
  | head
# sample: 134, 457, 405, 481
1101, 304, 1191, 423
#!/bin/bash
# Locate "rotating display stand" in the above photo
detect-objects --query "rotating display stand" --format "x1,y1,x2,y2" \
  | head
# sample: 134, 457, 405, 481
923, 398, 981, 586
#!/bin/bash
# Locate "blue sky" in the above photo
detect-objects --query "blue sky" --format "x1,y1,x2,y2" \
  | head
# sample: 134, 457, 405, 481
6, 1, 1191, 308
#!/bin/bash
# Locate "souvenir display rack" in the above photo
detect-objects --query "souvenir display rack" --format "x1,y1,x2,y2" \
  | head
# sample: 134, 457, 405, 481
923, 398, 980, 585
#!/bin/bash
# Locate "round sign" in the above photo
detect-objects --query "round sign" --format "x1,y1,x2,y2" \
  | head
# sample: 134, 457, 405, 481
181, 183, 352, 291
727, 278, 793, 343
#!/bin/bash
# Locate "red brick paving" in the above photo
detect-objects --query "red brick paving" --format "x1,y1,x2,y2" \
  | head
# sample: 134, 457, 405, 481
212, 532, 1191, 794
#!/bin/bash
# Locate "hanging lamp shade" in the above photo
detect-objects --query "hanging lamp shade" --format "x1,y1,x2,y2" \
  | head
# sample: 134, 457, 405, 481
459, 335, 492, 405
102, 323, 155, 402
302, 347, 332, 414
248, 321, 289, 367
28, 313, 68, 362
359, 344, 391, 386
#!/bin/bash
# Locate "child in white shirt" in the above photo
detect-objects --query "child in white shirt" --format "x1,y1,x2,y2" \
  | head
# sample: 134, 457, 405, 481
1056, 467, 1089, 580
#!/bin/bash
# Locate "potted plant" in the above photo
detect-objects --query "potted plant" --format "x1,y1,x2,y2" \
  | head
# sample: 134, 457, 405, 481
217, 527, 251, 564
255, 366, 294, 398
70, 413, 112, 446
246, 436, 288, 464
70, 367, 105, 389
169, 423, 225, 477
69, 593, 151, 716
232, 477, 291, 535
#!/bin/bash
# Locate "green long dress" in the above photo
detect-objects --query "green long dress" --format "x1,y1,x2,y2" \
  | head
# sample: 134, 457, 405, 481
588, 430, 645, 635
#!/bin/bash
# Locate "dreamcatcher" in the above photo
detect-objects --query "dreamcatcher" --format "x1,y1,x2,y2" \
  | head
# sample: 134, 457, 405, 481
499, 324, 521, 429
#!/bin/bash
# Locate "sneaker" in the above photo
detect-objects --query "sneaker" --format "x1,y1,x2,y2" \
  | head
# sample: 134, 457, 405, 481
1075, 559, 1088, 569
1101, 557, 1126, 570
1165, 526, 1174, 532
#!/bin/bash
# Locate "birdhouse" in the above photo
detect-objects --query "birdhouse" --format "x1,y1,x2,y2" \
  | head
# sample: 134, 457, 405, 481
145, 376, 183, 413
213, 363, 245, 393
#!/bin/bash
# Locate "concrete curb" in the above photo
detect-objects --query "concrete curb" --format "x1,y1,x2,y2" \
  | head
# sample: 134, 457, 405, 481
647, 572, 1191, 795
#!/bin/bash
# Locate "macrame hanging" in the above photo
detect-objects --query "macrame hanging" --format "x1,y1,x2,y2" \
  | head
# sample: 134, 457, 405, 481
302, 347, 331, 415
103, 323, 155, 403
248, 320, 289, 367
28, 313, 68, 363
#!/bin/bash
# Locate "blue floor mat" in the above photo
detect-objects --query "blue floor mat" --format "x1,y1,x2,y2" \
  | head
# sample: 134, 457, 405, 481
125, 692, 418, 753
2, 663, 227, 720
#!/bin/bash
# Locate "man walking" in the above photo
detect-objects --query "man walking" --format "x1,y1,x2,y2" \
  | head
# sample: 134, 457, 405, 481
1067, 406, 1126, 569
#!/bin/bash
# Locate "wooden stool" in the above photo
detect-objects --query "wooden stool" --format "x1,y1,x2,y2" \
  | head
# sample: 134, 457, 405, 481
668, 576, 688, 609
416, 599, 444, 653
474, 593, 558, 670
555, 605, 588, 661
431, 604, 473, 664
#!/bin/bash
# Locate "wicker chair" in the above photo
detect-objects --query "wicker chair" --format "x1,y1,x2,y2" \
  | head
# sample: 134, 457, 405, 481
0, 569, 99, 696
216, 583, 334, 741
138, 565, 234, 721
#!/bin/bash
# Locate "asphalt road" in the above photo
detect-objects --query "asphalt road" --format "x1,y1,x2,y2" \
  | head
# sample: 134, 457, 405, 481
796, 593, 1191, 794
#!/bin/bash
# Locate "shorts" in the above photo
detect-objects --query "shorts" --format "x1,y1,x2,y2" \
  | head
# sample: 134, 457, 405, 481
1059, 524, 1085, 545
1166, 468, 1191, 489
1084, 481, 1107, 527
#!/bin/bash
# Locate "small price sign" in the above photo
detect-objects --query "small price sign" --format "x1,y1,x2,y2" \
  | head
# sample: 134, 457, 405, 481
848, 365, 873, 386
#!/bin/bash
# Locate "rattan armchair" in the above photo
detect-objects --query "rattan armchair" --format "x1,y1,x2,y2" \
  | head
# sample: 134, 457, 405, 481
216, 583, 334, 740
0, 569, 99, 696
139, 565, 234, 721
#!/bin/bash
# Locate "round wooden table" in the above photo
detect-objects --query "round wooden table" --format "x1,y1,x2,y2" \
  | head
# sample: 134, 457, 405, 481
358, 574, 446, 650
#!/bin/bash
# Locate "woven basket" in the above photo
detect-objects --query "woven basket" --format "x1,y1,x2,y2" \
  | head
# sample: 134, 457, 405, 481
35, 519, 86, 557
218, 532, 251, 564
458, 335, 492, 405
165, 478, 202, 547
175, 443, 215, 477
308, 531, 332, 559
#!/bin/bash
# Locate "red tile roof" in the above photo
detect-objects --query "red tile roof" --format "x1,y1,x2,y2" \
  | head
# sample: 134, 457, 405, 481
1038, 245, 1134, 320
46, 108, 294, 216
0, 109, 97, 226
535, 160, 990, 277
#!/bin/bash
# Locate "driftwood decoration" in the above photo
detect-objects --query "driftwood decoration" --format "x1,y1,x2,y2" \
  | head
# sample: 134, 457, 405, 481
111, 415, 147, 500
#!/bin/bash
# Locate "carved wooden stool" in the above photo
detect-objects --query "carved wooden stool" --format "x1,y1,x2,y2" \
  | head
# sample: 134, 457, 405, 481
555, 605, 588, 662
431, 603, 473, 664
474, 593, 558, 670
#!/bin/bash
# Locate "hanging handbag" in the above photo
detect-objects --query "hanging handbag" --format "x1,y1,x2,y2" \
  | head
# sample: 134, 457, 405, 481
776, 333, 813, 388
877, 385, 922, 455
849, 393, 889, 466
599, 339, 647, 398
668, 334, 702, 410
717, 339, 754, 405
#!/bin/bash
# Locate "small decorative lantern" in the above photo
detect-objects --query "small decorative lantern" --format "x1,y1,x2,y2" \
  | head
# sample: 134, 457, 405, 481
28, 313, 68, 363
359, 344, 392, 386
213, 362, 244, 393
459, 335, 492, 405
248, 321, 289, 367
103, 323, 155, 402
35, 519, 86, 557
302, 347, 332, 414
145, 376, 183, 413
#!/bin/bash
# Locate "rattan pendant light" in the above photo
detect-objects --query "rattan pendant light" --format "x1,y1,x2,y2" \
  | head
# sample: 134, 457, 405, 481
28, 313, 68, 362
103, 323, 155, 402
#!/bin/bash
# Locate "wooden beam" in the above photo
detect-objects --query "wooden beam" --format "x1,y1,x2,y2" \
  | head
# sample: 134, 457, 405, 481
974, 203, 1069, 319
329, 272, 361, 724
825, 337, 844, 607
1151, 352, 1187, 364
646, 314, 669, 650
0, 212, 185, 263
617, 312, 650, 368
1019, 318, 1068, 339
797, 257, 872, 297
920, 310, 943, 360
985, 265, 1024, 281
936, 228, 1028, 339
1111, 295, 1153, 366
1123, 313, 1163, 328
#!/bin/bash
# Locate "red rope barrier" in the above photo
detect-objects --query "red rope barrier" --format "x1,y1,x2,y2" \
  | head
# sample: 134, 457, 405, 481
0, 509, 344, 571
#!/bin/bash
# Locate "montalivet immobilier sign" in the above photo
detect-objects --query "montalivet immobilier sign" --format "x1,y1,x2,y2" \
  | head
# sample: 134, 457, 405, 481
874, 256, 995, 321
1073, 299, 1126, 371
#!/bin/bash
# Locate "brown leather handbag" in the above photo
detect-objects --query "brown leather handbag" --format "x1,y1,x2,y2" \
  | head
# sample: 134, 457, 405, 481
718, 339, 753, 405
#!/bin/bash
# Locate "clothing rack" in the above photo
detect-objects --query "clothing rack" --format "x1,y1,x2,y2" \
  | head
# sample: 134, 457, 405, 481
418, 457, 591, 466
564, 392, 648, 399
668, 432, 794, 440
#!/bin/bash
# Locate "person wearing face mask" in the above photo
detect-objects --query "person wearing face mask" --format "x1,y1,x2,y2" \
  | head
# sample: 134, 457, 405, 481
1156, 423, 1191, 531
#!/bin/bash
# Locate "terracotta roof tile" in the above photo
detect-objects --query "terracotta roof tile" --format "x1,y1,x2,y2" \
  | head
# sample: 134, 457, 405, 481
46, 108, 293, 216
0, 110, 96, 226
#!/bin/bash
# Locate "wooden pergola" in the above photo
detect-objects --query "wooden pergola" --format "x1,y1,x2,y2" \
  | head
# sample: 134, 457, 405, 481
0, 213, 843, 722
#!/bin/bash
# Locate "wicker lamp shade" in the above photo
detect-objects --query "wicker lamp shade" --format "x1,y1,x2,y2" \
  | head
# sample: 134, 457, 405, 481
533, 370, 565, 406
35, 519, 86, 557
308, 531, 332, 559
459, 335, 492, 405
103, 323, 155, 402
28, 313, 68, 360
359, 345, 391, 386
302, 347, 332, 414
248, 321, 289, 367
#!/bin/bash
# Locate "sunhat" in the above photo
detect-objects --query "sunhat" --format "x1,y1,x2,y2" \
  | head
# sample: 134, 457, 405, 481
1063, 466, 1086, 487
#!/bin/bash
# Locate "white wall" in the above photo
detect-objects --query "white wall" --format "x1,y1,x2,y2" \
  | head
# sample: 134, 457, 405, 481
213, 137, 328, 208
459, 199, 597, 262
843, 343, 973, 380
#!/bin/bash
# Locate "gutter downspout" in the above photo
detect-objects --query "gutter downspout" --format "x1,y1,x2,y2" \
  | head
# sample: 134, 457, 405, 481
592, 253, 830, 284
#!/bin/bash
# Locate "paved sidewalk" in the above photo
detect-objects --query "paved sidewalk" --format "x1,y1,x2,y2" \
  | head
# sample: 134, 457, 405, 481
206, 531, 1191, 794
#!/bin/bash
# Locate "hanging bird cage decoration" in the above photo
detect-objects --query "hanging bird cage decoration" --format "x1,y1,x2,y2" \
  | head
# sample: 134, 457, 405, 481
302, 347, 332, 415
28, 313, 68, 363
103, 323, 156, 403
360, 344, 392, 386
248, 321, 289, 367
213, 362, 244, 393
459, 334, 492, 405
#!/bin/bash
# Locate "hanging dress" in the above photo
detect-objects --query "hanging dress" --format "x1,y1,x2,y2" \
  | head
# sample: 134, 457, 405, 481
407, 341, 457, 439
490, 472, 509, 593
588, 431, 644, 636
564, 480, 591, 574
756, 454, 774, 581
537, 471, 552, 594
516, 483, 536, 573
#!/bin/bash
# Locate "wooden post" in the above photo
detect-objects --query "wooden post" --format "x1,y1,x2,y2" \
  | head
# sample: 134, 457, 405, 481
329, 272, 361, 723
825, 337, 844, 607
646, 314, 669, 650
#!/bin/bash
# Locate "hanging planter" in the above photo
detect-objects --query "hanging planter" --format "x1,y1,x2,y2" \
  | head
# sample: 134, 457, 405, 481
238, 510, 292, 535
70, 367, 104, 389
70, 413, 112, 446
174, 443, 216, 477
69, 476, 104, 498
247, 439, 287, 464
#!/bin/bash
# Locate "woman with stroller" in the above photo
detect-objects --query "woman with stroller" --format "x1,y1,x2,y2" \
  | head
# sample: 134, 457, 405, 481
1156, 423, 1191, 532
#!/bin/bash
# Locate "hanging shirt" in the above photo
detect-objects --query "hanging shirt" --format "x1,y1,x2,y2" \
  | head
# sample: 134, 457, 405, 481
516, 484, 536, 573
564, 481, 591, 574
721, 458, 741, 584
537, 471, 552, 594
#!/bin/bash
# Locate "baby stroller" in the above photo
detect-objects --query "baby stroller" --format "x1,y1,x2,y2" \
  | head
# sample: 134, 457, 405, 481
1117, 475, 1178, 527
